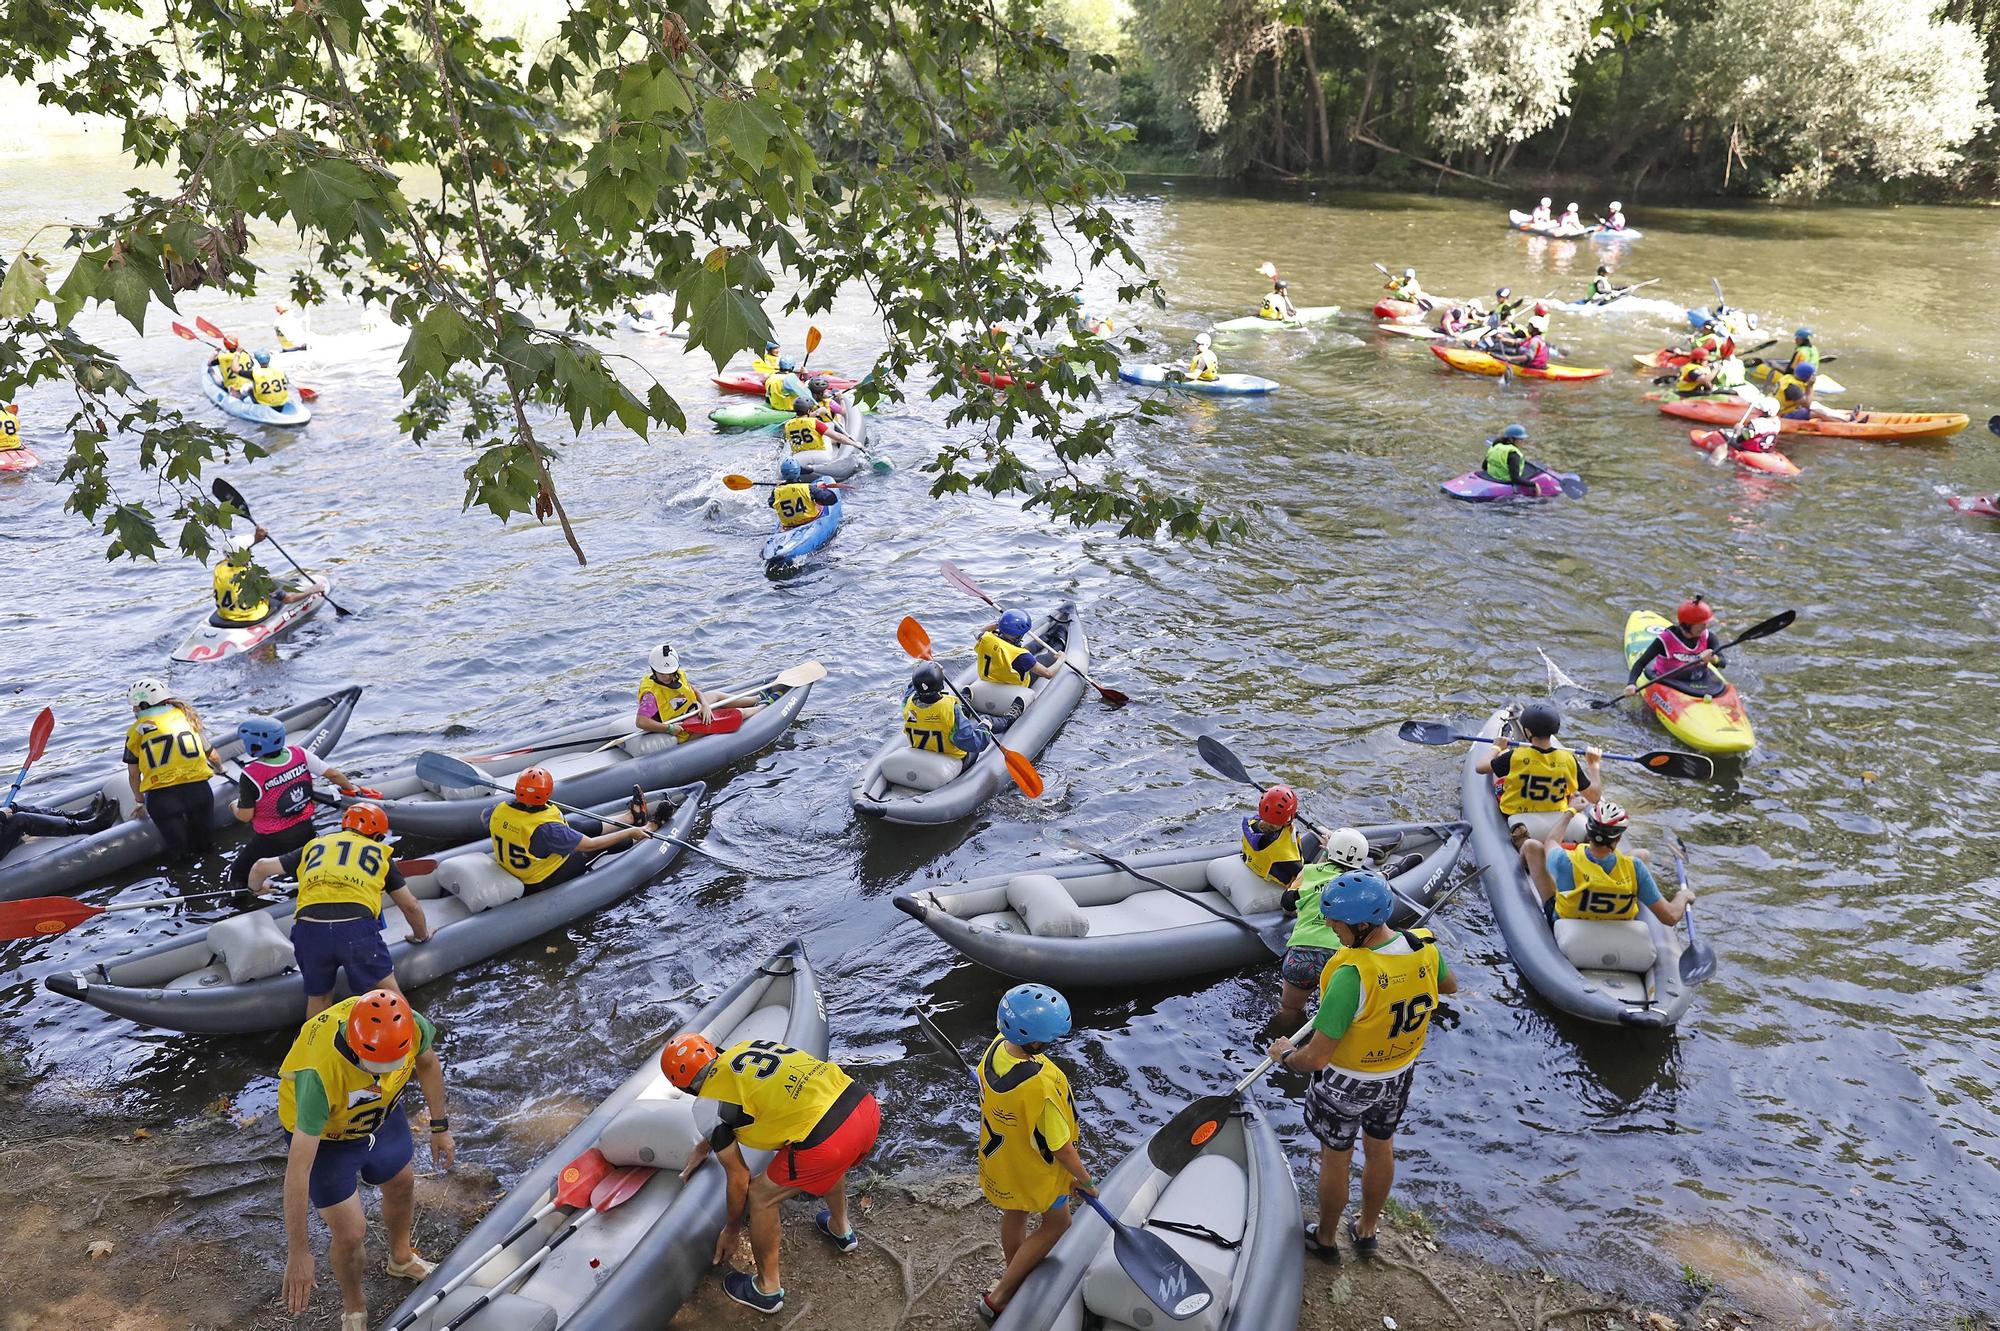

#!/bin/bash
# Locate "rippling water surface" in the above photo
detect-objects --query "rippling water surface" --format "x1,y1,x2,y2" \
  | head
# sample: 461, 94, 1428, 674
4, 146, 1998, 1324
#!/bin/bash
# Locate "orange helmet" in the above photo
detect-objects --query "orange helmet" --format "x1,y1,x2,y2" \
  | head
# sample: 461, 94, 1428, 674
516, 767, 554, 806
660, 1033, 718, 1089
341, 803, 389, 837
345, 989, 415, 1066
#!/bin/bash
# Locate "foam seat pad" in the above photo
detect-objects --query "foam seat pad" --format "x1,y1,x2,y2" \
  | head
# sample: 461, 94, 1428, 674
599, 1089, 706, 1170
969, 680, 1035, 717
880, 747, 963, 793
436, 855, 527, 913
1205, 855, 1283, 916
1553, 917, 1657, 972
207, 910, 297, 984
1006, 874, 1089, 938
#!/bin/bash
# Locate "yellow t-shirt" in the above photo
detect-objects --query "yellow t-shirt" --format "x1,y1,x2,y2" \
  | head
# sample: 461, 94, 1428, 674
697, 1040, 851, 1150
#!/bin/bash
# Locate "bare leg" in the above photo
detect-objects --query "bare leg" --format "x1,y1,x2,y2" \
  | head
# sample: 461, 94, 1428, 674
820, 1171, 851, 1237
1277, 981, 1316, 1028
1355, 1135, 1396, 1238
378, 1161, 417, 1265
305, 992, 334, 1020
989, 1205, 1072, 1308
319, 1194, 369, 1316
746, 1177, 799, 1293
1316, 1145, 1354, 1240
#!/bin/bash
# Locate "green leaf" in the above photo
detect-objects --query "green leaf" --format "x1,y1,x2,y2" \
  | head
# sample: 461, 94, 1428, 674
0, 253, 50, 318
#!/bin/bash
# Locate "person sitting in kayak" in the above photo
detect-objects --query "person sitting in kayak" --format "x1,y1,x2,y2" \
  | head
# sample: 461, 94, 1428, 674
1771, 364, 1855, 422
1497, 314, 1552, 371
1587, 266, 1626, 303
0, 401, 20, 452
213, 526, 318, 627
782, 398, 856, 455
1531, 197, 1553, 225
230, 716, 369, 899
974, 608, 1068, 720
1437, 302, 1479, 338
1523, 801, 1692, 927
772, 457, 838, 530
764, 357, 810, 412
485, 766, 661, 893
1705, 416, 1784, 461
1187, 332, 1220, 382
1243, 784, 1306, 889
1671, 346, 1720, 397
209, 334, 253, 389
247, 350, 292, 406
1601, 201, 1628, 231
636, 643, 761, 744
1558, 202, 1583, 230
1776, 327, 1818, 377
902, 662, 991, 766
1475, 701, 1601, 848
124, 678, 222, 864
751, 338, 782, 375
1275, 823, 1369, 1028
1625, 597, 1726, 697
1478, 424, 1561, 489
1385, 267, 1428, 307
1260, 278, 1297, 321
973, 984, 1098, 1322
0, 795, 117, 861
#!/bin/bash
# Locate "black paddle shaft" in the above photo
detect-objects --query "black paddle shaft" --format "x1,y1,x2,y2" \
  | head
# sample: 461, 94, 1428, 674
209, 478, 352, 616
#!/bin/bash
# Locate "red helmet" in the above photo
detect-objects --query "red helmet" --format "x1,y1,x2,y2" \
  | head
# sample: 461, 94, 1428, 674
341, 803, 389, 838
1676, 597, 1714, 628
346, 989, 415, 1065
1689, 347, 1709, 363
1257, 785, 1299, 827
660, 1033, 718, 1089
515, 766, 555, 806
1532, 302, 1548, 316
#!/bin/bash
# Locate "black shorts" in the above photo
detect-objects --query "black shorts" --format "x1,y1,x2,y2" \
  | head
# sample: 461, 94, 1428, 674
230, 819, 317, 889
145, 779, 216, 862
1304, 1065, 1415, 1152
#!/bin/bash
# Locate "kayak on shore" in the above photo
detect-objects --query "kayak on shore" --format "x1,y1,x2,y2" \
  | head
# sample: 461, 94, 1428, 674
1431, 345, 1610, 381
1624, 610, 1755, 755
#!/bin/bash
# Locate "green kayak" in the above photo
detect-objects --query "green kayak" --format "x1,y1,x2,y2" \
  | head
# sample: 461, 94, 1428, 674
710, 402, 788, 430
1212, 305, 1341, 333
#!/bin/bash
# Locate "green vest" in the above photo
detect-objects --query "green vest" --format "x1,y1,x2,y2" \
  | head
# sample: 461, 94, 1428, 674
1483, 440, 1523, 483
1286, 862, 1350, 951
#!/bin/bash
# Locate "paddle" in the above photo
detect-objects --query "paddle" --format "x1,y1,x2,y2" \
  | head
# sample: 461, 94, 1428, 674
440, 1165, 656, 1331
799, 324, 822, 371
1194, 734, 1337, 828
208, 478, 353, 617
937, 560, 1128, 706
1058, 833, 1282, 954
412, 754, 712, 859
0, 865, 428, 940
3, 707, 54, 811
1664, 830, 1718, 986
388, 1149, 615, 1331
191, 316, 320, 401
722, 474, 856, 492
1987, 414, 1999, 440
588, 661, 826, 752
1393, 721, 1714, 782
895, 616, 1044, 798
1587, 609, 1796, 708
912, 1004, 1215, 1321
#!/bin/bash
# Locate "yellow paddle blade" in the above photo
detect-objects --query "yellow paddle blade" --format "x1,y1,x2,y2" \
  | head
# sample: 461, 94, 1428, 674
896, 615, 933, 660
805, 325, 823, 355
722, 473, 755, 491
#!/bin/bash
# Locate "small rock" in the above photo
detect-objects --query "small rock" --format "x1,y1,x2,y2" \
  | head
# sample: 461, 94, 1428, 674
1541, 1271, 1558, 1284
545, 945, 559, 954
1644, 1314, 1678, 1331
86, 1239, 115, 1259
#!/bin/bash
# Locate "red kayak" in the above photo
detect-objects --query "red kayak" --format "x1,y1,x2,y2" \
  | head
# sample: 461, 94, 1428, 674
1689, 429, 1800, 476
713, 370, 857, 396
966, 366, 1040, 391
1375, 298, 1422, 321
0, 447, 39, 475
1948, 494, 2000, 517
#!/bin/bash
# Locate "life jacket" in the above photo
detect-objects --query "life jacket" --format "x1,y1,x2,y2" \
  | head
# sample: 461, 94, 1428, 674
1553, 844, 1641, 920
278, 996, 419, 1140
0, 404, 19, 450
1675, 364, 1710, 395
1518, 335, 1550, 370
488, 800, 570, 885
242, 745, 316, 834
1240, 818, 1301, 884
1590, 278, 1614, 299
1531, 205, 1551, 223
772, 482, 821, 529
296, 829, 395, 915
251, 364, 290, 406
1559, 210, 1581, 229
1710, 357, 1746, 390
751, 354, 780, 375
1318, 931, 1442, 1075
1606, 210, 1626, 230
1482, 440, 1523, 484
638, 673, 701, 732
782, 416, 826, 452
977, 1036, 1079, 1213
1787, 345, 1819, 375
125, 706, 212, 792
697, 1040, 852, 1150
1649, 624, 1710, 676
1188, 350, 1219, 382
1285, 864, 1348, 952
1258, 294, 1291, 321
219, 350, 253, 386
902, 694, 968, 760
1496, 744, 1581, 815
213, 560, 270, 624
764, 373, 802, 411
975, 631, 1033, 687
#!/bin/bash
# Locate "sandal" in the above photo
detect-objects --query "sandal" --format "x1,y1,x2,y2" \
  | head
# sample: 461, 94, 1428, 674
1347, 1219, 1379, 1259
385, 1252, 435, 1281
1303, 1222, 1341, 1264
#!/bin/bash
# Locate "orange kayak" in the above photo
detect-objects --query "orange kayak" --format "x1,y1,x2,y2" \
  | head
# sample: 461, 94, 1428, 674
1689, 429, 1800, 476
1656, 399, 1968, 440
1430, 345, 1609, 381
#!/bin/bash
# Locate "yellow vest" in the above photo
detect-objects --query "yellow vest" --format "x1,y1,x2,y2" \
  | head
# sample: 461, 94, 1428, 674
699, 1040, 851, 1150
1496, 744, 1582, 815
977, 1036, 1078, 1213
1676, 364, 1708, 394
751, 354, 779, 375
1188, 352, 1218, 382
296, 829, 395, 915
0, 405, 19, 449
125, 707, 212, 792
1259, 297, 1287, 321
782, 416, 824, 452
773, 483, 820, 528
212, 559, 270, 624
251, 364, 290, 406
1240, 821, 1302, 884
1319, 933, 1441, 1075
638, 673, 701, 735
975, 631, 1033, 687
1554, 844, 1641, 920
765, 373, 800, 411
220, 350, 252, 384
902, 695, 968, 760
488, 801, 570, 885
278, 997, 418, 1140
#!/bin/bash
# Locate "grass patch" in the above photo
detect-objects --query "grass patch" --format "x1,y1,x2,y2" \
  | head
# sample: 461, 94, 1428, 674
1679, 1262, 1717, 1298
1383, 1196, 1436, 1238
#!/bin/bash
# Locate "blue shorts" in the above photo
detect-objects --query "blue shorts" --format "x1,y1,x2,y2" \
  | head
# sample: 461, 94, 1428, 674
1282, 945, 1337, 991
293, 914, 393, 999
309, 1107, 412, 1208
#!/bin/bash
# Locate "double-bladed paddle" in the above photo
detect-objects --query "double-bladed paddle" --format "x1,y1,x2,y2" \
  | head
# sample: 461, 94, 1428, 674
3, 707, 54, 811
912, 1004, 1215, 1322
895, 616, 1043, 799
209, 478, 352, 616
938, 560, 1128, 706
1194, 734, 1337, 828
1586, 609, 1796, 709
1394, 721, 1715, 782
1057, 833, 1283, 955
411, 754, 709, 859
0, 860, 434, 940
189, 315, 321, 400
588, 660, 826, 752
723, 474, 856, 492
1986, 414, 1999, 441
439, 1164, 656, 1331
1665, 830, 1718, 985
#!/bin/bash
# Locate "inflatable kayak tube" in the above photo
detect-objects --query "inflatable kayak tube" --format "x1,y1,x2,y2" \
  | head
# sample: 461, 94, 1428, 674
44, 784, 704, 1034
1461, 705, 1695, 1029
201, 363, 311, 427
1441, 468, 1577, 502
1746, 360, 1844, 394
379, 941, 826, 1331
1374, 298, 1422, 321
786, 443, 866, 480
1210, 305, 1340, 333
1688, 430, 1800, 477
1431, 345, 1610, 381
761, 494, 842, 573
1948, 494, 2000, 517
1377, 322, 1446, 340
170, 576, 331, 663
1589, 226, 1643, 241
1116, 364, 1279, 395
853, 608, 1088, 826
712, 369, 857, 395
993, 1106, 1301, 1331
0, 447, 40, 474
1505, 210, 1591, 238
0, 686, 364, 903
1624, 610, 1755, 755
1655, 400, 1968, 440
894, 821, 1467, 987
341, 678, 812, 841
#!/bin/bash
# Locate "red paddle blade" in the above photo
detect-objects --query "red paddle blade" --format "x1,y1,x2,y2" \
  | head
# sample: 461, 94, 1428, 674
392, 859, 437, 877
677, 708, 744, 738
297, 386, 320, 402
554, 1147, 614, 1207
939, 559, 993, 605
1094, 682, 1131, 708
591, 1164, 656, 1210
195, 316, 227, 341
1001, 746, 1044, 799
25, 707, 54, 765
896, 616, 933, 660
171, 322, 200, 341
0, 896, 104, 940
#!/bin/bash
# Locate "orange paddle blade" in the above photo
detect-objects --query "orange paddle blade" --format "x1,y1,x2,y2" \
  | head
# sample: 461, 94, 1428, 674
722, 474, 755, 491
195, 316, 227, 341
1001, 746, 1044, 799
896, 616, 933, 660
592, 1164, 656, 1210
170, 322, 200, 341
805, 326, 823, 354
555, 1147, 614, 1207
0, 897, 103, 940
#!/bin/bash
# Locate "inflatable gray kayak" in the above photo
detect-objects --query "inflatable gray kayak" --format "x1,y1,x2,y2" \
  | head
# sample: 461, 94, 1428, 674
0, 686, 364, 903
44, 784, 703, 1035
993, 1103, 1301, 1331
852, 608, 1088, 825
342, 677, 812, 840
380, 940, 827, 1331
894, 820, 1469, 987
1462, 704, 1695, 1028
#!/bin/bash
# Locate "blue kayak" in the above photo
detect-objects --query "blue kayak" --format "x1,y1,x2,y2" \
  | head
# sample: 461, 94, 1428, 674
762, 494, 842, 572
1116, 363, 1279, 395
201, 363, 311, 427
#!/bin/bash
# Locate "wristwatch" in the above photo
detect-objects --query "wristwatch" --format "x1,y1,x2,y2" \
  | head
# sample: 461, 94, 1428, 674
429, 1117, 450, 1133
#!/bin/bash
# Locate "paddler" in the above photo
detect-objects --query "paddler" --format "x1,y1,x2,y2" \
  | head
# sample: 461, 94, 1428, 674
1275, 825, 1371, 1028
1497, 312, 1552, 371
280, 989, 452, 1331
1671, 346, 1719, 396
635, 643, 763, 746
902, 662, 992, 764
123, 678, 221, 864
782, 398, 857, 456
486, 766, 662, 891
1531, 197, 1553, 225
1558, 201, 1583, 230
1474, 700, 1601, 848
1586, 265, 1623, 303
245, 350, 293, 407
1437, 299, 1482, 338
763, 357, 810, 412
973, 607, 1070, 721
248, 803, 431, 1016
751, 337, 782, 375
1523, 800, 1692, 927
973, 984, 1098, 1323
1777, 328, 1819, 377
771, 457, 839, 531
662, 1032, 882, 1315
1707, 415, 1784, 460
1477, 423, 1561, 489
214, 526, 318, 627
1266, 869, 1456, 1262
1384, 267, 1427, 307
1243, 784, 1307, 890
0, 402, 22, 452
1601, 201, 1629, 232
0, 795, 116, 860
1260, 277, 1298, 321
229, 716, 368, 897
209, 334, 253, 389
1624, 597, 1726, 697
1186, 332, 1220, 382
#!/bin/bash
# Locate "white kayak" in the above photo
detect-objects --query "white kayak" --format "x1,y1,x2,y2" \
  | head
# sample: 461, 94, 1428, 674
1211, 305, 1340, 333
201, 363, 311, 427
622, 309, 684, 337
170, 577, 331, 663
1116, 364, 1279, 395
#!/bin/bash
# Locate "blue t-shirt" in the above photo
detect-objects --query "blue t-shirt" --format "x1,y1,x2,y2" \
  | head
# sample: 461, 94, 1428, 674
1550, 847, 1661, 905
527, 820, 585, 858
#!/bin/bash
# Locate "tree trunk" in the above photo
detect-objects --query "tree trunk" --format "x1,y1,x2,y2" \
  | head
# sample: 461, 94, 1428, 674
1272, 45, 1287, 171
1351, 51, 1381, 170
1300, 26, 1332, 172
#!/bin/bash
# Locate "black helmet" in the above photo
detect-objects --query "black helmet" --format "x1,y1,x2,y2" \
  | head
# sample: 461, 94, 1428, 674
1496, 286, 1512, 300
911, 663, 946, 701
1596, 265, 1609, 275
1520, 701, 1561, 738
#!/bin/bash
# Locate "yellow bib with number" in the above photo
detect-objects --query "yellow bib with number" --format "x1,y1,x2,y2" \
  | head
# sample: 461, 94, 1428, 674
1188, 352, 1218, 382
698, 1040, 851, 1150
977, 1036, 1078, 1213
1497, 744, 1581, 814
212, 560, 270, 624
1259, 298, 1286, 321
1319, 933, 1441, 1075
902, 695, 967, 759
773, 483, 820, 529
1554, 845, 1641, 920
0, 405, 19, 449
1241, 820, 1302, 883
278, 996, 417, 1140
782, 416, 824, 452
638, 673, 701, 734
975, 631, 1032, 687
252, 365, 291, 406
296, 829, 395, 915
488, 801, 569, 885
125, 707, 211, 792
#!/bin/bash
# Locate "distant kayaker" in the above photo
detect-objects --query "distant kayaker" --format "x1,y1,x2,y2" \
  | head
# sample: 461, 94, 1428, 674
123, 678, 221, 863
1601, 201, 1629, 232
1672, 346, 1719, 396
245, 350, 292, 406
973, 608, 1070, 719
783, 398, 855, 455
1266, 869, 1456, 1262
1523, 800, 1693, 927
1708, 416, 1784, 461
0, 402, 20, 452
1489, 286, 1521, 326
1497, 313, 1552, 371
751, 338, 782, 375
213, 526, 318, 627
1474, 700, 1601, 847
1385, 267, 1428, 307
1777, 328, 1819, 377
902, 662, 992, 764
1531, 197, 1553, 225
1625, 597, 1725, 696
1478, 424, 1560, 489
1587, 265, 1625, 303
1243, 784, 1307, 889
772, 457, 839, 531
663, 1032, 881, 1315
1558, 201, 1583, 230
973, 984, 1098, 1322
486, 766, 661, 891
248, 803, 430, 1016
229, 716, 367, 896
763, 357, 810, 411
280, 989, 452, 1331
1275, 825, 1372, 1028
0, 796, 116, 861
1260, 278, 1298, 321
1187, 332, 1220, 382
1437, 301, 1480, 338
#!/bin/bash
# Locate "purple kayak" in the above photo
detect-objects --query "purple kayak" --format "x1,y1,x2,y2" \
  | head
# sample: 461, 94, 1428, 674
1441, 468, 1581, 502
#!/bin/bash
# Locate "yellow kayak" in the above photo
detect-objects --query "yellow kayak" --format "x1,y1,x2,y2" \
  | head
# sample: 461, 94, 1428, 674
1747, 359, 1844, 394
1622, 611, 1756, 755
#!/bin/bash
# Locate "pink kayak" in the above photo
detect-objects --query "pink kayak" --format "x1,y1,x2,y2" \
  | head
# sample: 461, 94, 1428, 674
1688, 429, 1801, 477
713, 370, 857, 395
1441, 468, 1579, 502
1376, 298, 1422, 321
1948, 494, 2000, 517
0, 447, 39, 474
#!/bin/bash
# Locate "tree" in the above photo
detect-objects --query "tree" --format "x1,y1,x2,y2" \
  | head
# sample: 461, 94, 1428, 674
1430, 0, 1605, 154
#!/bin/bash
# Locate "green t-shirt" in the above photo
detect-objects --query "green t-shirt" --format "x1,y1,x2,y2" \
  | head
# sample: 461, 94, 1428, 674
1312, 935, 1453, 1043
288, 1010, 437, 1137
1285, 863, 1347, 951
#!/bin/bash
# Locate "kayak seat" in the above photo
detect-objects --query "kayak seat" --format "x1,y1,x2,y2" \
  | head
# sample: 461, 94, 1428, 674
881, 747, 964, 794
1006, 874, 1089, 938
382, 895, 471, 943
599, 1088, 705, 1170
1205, 856, 1284, 917
969, 680, 1035, 718
415, 1287, 558, 1331
101, 774, 143, 819
1644, 668, 1725, 699
1081, 888, 1235, 936
1082, 1152, 1243, 1331
421, 760, 497, 803
207, 910, 297, 984
1552, 918, 1655, 974
436, 855, 526, 913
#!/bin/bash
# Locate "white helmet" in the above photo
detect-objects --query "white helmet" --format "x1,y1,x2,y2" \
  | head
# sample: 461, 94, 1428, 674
1745, 313, 1760, 330
129, 678, 171, 709
1468, 297, 1486, 313
1609, 201, 1622, 211
1540, 197, 1552, 207
1566, 201, 1579, 211
1324, 827, 1370, 871
1529, 315, 1550, 331
1583, 800, 1629, 842
649, 644, 680, 674
1402, 267, 1416, 279
1194, 332, 1212, 348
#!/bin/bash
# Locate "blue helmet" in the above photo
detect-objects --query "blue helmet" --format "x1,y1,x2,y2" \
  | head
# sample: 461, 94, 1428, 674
254, 350, 272, 366
1794, 362, 1816, 381
778, 458, 802, 482
997, 984, 1071, 1046
1794, 327, 1812, 341
236, 716, 288, 760
764, 338, 780, 351
1692, 313, 1714, 330
1319, 870, 1394, 927
777, 356, 797, 372
1501, 424, 1528, 441
997, 609, 1031, 640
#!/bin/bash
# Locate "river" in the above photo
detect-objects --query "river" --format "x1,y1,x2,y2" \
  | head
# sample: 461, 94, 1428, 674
3, 144, 1997, 1326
